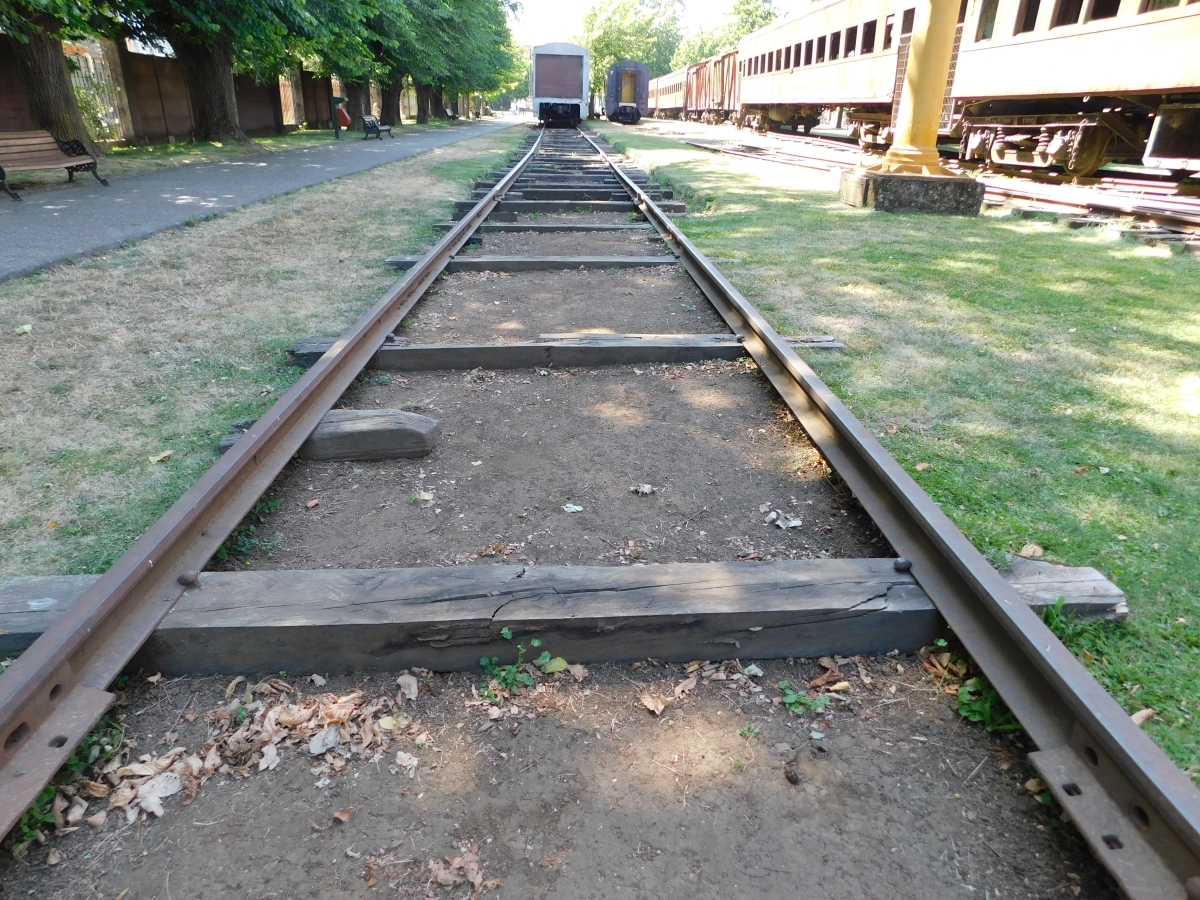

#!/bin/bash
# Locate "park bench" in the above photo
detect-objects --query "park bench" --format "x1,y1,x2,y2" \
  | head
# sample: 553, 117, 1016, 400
0, 130, 108, 200
361, 115, 393, 140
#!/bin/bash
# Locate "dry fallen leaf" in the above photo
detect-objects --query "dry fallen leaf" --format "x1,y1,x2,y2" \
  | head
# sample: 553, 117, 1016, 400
915, 462, 930, 472
397, 673, 420, 703
46, 848, 62, 866
309, 673, 326, 687
1131, 708, 1157, 727
673, 676, 697, 700
429, 859, 464, 886
306, 498, 320, 509
639, 693, 668, 716
224, 676, 246, 700
568, 664, 588, 683
81, 780, 109, 800
148, 450, 173, 464
66, 796, 88, 826
86, 810, 107, 828
1018, 543, 1045, 559
332, 808, 354, 824
538, 847, 572, 870
146, 672, 164, 685
1024, 777, 1046, 795
828, 681, 852, 692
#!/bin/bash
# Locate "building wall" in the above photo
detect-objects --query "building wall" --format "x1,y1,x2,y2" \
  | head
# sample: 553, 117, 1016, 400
234, 74, 283, 137
301, 72, 333, 129
120, 49, 193, 142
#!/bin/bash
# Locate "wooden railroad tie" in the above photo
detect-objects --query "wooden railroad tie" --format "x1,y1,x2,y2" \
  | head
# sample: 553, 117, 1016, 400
384, 255, 678, 272
0, 557, 1126, 675
285, 333, 846, 371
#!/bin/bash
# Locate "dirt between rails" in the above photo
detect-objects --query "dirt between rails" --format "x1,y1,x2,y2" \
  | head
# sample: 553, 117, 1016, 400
399, 267, 726, 347
0, 659, 1118, 899
247, 361, 886, 571
459, 230, 668, 258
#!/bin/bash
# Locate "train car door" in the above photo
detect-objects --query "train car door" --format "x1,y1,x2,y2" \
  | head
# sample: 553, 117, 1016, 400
621, 72, 636, 104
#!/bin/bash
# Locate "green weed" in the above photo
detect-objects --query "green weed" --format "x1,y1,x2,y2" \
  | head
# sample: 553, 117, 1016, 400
214, 498, 281, 560
777, 681, 831, 715
738, 722, 761, 740
957, 677, 1022, 732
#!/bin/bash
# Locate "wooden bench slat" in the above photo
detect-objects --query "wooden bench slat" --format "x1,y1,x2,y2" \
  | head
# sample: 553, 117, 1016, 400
0, 135, 64, 147
1, 149, 94, 161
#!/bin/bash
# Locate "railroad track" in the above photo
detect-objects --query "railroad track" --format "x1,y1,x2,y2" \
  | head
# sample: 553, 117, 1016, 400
684, 128, 1200, 241
1, 124, 1199, 898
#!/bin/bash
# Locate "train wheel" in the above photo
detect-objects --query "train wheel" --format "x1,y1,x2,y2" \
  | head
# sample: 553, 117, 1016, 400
1063, 127, 1110, 177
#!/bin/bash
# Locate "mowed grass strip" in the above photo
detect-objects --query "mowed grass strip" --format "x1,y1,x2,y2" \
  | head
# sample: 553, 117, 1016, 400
4, 121, 463, 192
591, 121, 1200, 773
0, 125, 525, 580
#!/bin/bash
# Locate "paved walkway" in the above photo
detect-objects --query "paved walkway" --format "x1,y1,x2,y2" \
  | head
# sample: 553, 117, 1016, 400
0, 116, 524, 282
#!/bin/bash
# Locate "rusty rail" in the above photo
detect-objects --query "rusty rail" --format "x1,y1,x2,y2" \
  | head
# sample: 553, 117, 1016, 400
0, 128, 544, 838
579, 126, 1200, 900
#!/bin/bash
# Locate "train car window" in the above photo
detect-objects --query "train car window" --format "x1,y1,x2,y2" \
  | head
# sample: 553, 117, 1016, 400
816, 35, 827, 62
1015, 0, 1041, 30
901, 8, 916, 32
1052, 0, 1084, 26
784, 45, 792, 67
845, 25, 859, 56
793, 42, 802, 64
776, 48, 783, 69
767, 52, 773, 73
861, 19, 877, 51
883, 14, 895, 48
804, 39, 814, 64
975, 0, 999, 38
830, 32, 841, 59
1141, 0, 1181, 9
1088, 0, 1120, 15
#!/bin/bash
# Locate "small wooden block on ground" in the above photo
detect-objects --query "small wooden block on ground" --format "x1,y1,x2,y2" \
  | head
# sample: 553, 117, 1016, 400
0, 558, 1126, 674
221, 408, 439, 461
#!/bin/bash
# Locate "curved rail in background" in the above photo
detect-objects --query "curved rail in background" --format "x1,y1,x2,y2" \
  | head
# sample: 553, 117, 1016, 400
0, 128, 545, 840
577, 126, 1200, 900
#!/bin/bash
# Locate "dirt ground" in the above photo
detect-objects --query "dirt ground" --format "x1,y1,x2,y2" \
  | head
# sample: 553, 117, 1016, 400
248, 361, 886, 571
459, 230, 668, 257
0, 657, 1117, 899
400, 268, 726, 346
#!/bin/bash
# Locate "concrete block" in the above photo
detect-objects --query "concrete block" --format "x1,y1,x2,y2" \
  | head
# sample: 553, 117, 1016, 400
840, 168, 985, 215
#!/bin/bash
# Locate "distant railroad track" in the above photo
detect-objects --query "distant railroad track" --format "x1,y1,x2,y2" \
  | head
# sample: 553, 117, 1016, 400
1, 124, 1198, 898
683, 129, 1200, 242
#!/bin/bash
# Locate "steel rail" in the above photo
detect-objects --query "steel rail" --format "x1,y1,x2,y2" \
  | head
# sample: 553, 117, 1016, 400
579, 127, 1200, 899
0, 127, 545, 838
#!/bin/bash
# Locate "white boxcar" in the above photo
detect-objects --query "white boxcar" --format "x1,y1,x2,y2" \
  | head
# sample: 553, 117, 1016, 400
531, 42, 590, 125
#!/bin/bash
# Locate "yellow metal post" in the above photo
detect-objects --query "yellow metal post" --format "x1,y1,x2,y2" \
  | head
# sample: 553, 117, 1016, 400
868, 0, 960, 176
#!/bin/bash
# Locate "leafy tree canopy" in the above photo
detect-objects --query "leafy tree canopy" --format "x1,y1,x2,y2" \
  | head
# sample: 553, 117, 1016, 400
579, 0, 680, 91
667, 0, 775, 68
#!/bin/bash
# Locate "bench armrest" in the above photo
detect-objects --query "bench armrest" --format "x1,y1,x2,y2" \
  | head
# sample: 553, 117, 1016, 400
53, 137, 91, 159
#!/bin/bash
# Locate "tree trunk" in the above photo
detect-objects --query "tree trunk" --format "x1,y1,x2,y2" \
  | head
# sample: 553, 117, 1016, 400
172, 39, 247, 143
414, 81, 431, 124
343, 81, 372, 132
380, 78, 404, 126
429, 87, 447, 118
448, 94, 459, 118
6, 28, 100, 155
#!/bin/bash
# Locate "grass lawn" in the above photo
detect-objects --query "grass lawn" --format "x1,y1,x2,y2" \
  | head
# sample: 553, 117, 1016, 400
4, 118, 471, 191
589, 120, 1200, 775
0, 124, 526, 582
